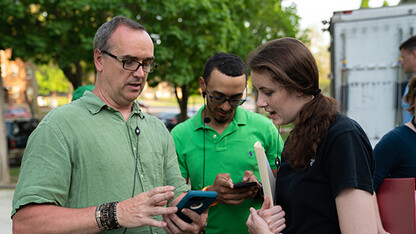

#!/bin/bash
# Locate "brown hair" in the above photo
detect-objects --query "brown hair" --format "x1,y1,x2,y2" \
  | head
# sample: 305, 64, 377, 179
404, 76, 416, 115
248, 37, 339, 170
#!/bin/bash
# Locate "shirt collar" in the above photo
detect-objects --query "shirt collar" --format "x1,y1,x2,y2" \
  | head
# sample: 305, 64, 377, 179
81, 91, 144, 118
191, 105, 247, 131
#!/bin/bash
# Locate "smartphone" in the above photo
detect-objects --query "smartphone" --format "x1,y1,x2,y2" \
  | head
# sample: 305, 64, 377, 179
176, 190, 218, 223
233, 182, 258, 189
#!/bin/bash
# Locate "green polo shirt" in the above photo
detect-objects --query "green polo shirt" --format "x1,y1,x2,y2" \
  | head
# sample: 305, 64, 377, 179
171, 106, 283, 234
12, 91, 188, 233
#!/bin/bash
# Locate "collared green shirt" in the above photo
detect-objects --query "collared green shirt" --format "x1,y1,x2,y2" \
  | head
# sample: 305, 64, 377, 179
12, 91, 188, 233
171, 106, 283, 234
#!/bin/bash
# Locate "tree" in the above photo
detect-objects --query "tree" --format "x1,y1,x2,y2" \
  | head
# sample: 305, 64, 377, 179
140, 0, 302, 120
0, 0, 143, 90
0, 66, 10, 184
36, 64, 70, 96
0, 0, 302, 121
361, 0, 370, 8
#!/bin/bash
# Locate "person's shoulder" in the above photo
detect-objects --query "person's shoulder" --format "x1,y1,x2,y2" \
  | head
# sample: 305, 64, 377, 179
171, 115, 196, 135
330, 113, 360, 131
34, 102, 85, 131
243, 109, 274, 125
42, 102, 83, 121
377, 125, 410, 144
326, 113, 369, 140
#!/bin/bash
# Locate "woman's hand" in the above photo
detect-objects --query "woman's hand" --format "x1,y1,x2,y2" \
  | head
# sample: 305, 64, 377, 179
246, 196, 286, 234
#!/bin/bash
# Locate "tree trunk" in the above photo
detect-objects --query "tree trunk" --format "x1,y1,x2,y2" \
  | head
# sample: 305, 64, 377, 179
0, 63, 11, 184
25, 61, 40, 119
62, 61, 83, 90
175, 84, 189, 123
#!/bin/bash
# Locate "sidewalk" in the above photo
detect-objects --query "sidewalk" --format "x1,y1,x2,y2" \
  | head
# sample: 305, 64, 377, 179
0, 188, 14, 233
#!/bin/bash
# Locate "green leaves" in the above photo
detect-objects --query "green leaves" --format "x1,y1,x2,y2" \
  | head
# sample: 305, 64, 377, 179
36, 64, 69, 96
0, 0, 302, 115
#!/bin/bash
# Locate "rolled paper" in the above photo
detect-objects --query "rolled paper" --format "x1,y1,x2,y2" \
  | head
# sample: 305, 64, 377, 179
254, 141, 276, 207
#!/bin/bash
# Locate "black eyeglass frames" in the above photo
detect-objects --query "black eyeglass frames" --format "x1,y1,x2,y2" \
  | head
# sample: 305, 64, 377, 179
101, 50, 157, 73
206, 89, 247, 106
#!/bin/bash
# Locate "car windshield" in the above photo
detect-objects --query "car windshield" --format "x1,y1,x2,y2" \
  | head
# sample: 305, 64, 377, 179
7, 120, 38, 137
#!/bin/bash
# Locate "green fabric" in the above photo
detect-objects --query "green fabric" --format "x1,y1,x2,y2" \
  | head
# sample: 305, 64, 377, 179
71, 85, 95, 101
171, 106, 283, 234
12, 91, 189, 234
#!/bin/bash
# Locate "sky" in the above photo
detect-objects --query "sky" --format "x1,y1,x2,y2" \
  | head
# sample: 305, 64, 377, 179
282, 0, 401, 30
281, 0, 401, 45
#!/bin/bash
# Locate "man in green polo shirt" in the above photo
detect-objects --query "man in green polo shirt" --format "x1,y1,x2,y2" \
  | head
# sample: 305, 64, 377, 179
171, 52, 283, 234
12, 16, 206, 234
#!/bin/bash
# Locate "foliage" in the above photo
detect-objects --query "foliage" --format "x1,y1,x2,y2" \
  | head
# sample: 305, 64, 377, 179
304, 25, 331, 96
131, 0, 299, 117
140, 0, 303, 119
0, 0, 302, 119
360, 0, 370, 8
0, 0, 141, 89
36, 64, 69, 96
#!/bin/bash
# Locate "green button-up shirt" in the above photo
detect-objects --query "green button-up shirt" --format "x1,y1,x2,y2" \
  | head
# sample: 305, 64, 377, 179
12, 91, 188, 233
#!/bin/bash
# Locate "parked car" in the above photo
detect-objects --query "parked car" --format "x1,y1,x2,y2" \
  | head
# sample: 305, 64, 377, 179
158, 112, 179, 131
157, 108, 200, 131
187, 107, 199, 118
5, 118, 38, 166
4, 106, 31, 118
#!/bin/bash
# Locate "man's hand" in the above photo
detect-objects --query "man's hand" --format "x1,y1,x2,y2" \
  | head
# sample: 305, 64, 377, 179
209, 172, 258, 205
237, 170, 260, 200
163, 193, 208, 234
116, 186, 178, 229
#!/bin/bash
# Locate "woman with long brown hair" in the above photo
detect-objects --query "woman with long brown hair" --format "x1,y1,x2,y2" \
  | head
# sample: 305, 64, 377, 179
246, 37, 377, 233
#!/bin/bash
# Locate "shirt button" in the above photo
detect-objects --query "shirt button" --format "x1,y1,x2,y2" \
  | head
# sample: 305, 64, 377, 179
213, 134, 217, 138
140, 174, 144, 178
133, 147, 136, 151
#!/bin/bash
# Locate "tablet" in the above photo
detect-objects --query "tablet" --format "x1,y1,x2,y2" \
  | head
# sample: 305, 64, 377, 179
176, 190, 218, 223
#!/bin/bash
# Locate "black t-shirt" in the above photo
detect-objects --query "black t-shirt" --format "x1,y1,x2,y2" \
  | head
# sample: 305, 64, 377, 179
275, 114, 375, 233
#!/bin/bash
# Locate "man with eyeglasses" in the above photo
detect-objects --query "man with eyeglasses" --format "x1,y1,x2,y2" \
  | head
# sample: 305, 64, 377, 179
171, 52, 283, 234
12, 15, 206, 233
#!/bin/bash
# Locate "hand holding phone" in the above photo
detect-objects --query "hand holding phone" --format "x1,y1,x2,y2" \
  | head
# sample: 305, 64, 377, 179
176, 190, 218, 223
233, 182, 258, 189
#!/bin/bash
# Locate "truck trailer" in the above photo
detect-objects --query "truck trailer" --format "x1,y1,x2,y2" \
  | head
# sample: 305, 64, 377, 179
329, 3, 416, 146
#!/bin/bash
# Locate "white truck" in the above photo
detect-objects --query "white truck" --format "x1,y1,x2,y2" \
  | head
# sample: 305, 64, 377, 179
329, 3, 416, 146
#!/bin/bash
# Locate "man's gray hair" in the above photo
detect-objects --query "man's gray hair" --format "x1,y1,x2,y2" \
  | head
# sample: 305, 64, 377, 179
93, 15, 146, 52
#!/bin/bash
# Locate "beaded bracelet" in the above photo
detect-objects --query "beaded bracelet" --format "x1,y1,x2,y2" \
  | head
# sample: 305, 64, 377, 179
96, 202, 121, 230
202, 186, 218, 206
95, 205, 105, 231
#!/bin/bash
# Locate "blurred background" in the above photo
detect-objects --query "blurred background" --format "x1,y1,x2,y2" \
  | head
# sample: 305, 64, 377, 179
0, 0, 413, 185
2, 0, 416, 232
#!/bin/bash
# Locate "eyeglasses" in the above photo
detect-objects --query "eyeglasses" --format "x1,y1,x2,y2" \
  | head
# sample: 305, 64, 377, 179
101, 50, 157, 73
206, 90, 246, 106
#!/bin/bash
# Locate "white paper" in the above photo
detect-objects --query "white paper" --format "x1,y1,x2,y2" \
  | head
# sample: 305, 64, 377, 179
254, 141, 276, 207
